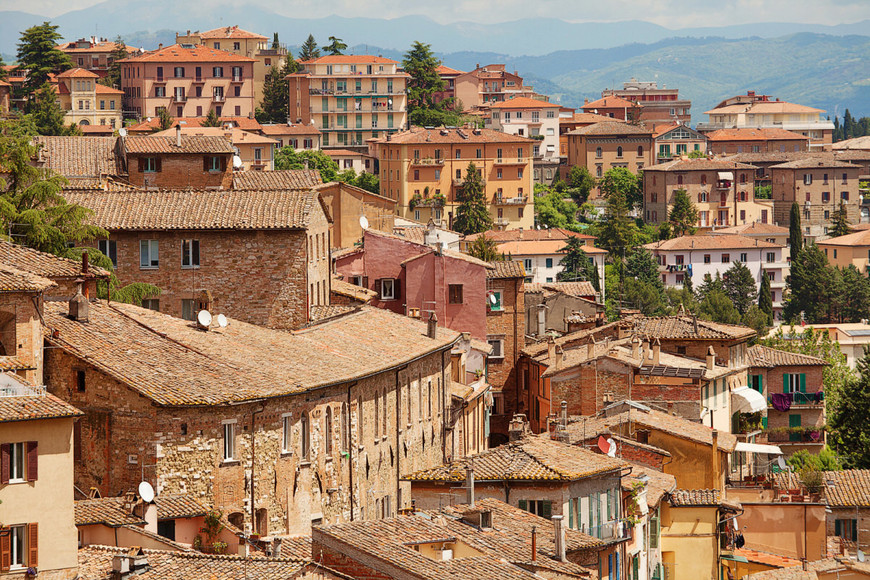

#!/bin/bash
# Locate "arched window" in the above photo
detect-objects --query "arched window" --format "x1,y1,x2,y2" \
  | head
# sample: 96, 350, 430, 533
637, 146, 644, 157
301, 412, 310, 459
617, 146, 623, 158
374, 392, 379, 438
325, 406, 333, 455
596, 166, 602, 178
596, 147, 602, 158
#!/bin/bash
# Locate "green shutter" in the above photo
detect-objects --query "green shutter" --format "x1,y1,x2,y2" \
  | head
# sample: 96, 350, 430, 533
800, 374, 806, 393
607, 489, 613, 521
762, 416, 768, 429
789, 414, 802, 427
518, 499, 527, 512
759, 373, 764, 393
588, 496, 593, 532
542, 501, 552, 519
569, 499, 575, 529
783, 373, 789, 393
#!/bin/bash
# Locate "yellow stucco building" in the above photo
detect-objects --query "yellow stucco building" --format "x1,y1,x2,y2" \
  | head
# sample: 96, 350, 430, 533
55, 68, 123, 130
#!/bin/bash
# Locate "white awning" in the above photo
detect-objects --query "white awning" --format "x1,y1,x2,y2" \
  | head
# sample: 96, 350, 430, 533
718, 171, 734, 180
731, 386, 767, 413
735, 441, 783, 455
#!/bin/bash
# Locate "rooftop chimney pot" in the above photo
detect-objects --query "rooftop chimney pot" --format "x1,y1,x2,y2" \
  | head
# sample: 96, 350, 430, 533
176, 124, 182, 147
427, 312, 438, 339
553, 515, 567, 562
69, 279, 89, 322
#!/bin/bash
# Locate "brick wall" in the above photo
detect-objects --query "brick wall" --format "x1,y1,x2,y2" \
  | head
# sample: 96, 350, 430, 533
486, 276, 524, 394
772, 166, 862, 239
0, 291, 45, 385
312, 536, 397, 580
126, 153, 233, 189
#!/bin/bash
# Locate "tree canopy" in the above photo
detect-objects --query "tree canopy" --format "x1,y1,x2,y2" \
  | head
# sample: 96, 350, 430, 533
299, 34, 320, 61
668, 189, 698, 237
452, 162, 492, 235
557, 237, 599, 290
831, 201, 851, 238
467, 235, 503, 262
789, 201, 803, 260
322, 36, 347, 56
722, 261, 757, 315
402, 41, 446, 125
98, 36, 128, 90
29, 84, 80, 136
534, 187, 579, 230
16, 22, 72, 100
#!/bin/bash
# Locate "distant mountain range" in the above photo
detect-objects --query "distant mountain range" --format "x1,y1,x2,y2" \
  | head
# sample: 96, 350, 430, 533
2, 1, 870, 119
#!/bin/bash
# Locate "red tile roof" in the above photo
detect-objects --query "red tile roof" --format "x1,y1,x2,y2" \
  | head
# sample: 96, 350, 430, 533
127, 116, 263, 133
0, 240, 109, 280
770, 157, 859, 170
94, 84, 123, 94
259, 123, 320, 136
0, 265, 56, 292
300, 54, 398, 65
561, 112, 618, 125
435, 65, 464, 75
79, 125, 115, 135
817, 229, 870, 247
119, 44, 255, 63
642, 158, 757, 172
583, 95, 638, 110
490, 97, 559, 109
377, 126, 532, 145
124, 135, 234, 154
487, 260, 526, 279
57, 67, 99, 79
715, 222, 790, 236
643, 234, 782, 251
706, 128, 809, 142
34, 136, 125, 179
567, 121, 653, 136
747, 345, 827, 368
57, 40, 140, 54
0, 389, 83, 423
773, 470, 870, 507
198, 25, 268, 40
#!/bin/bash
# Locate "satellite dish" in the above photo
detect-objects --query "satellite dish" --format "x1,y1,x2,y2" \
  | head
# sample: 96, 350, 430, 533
197, 310, 212, 329
138, 481, 155, 503
859, 550, 866, 563
359, 216, 369, 230
597, 436, 611, 455
118, 128, 127, 137
606, 438, 617, 457
489, 294, 497, 305
216, 314, 228, 328
776, 456, 787, 471
232, 155, 243, 169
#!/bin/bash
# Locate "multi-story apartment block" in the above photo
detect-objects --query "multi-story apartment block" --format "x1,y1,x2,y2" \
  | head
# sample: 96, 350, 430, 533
818, 229, 870, 273
260, 123, 322, 150
558, 111, 615, 158
581, 95, 639, 121
453, 64, 543, 110
600, 78, 693, 124
642, 158, 769, 229
176, 26, 287, 106
653, 122, 707, 162
56, 37, 143, 79
54, 68, 123, 130
119, 44, 256, 119
564, 121, 654, 190
374, 126, 534, 230
706, 128, 809, 155
287, 55, 408, 149
488, 97, 561, 167
697, 92, 834, 151
644, 234, 789, 319
432, 64, 464, 105
770, 157, 862, 240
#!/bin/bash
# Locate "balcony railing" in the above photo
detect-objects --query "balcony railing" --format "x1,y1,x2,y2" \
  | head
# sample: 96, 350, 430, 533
493, 195, 528, 206
768, 391, 824, 407
767, 427, 825, 444
212, 95, 225, 103
580, 519, 632, 542
411, 158, 445, 166
231, 76, 243, 83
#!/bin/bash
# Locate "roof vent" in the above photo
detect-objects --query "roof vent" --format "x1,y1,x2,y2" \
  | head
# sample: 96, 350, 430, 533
69, 279, 89, 322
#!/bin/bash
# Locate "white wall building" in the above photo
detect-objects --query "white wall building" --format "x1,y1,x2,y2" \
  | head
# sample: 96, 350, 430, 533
488, 97, 561, 163
644, 234, 788, 319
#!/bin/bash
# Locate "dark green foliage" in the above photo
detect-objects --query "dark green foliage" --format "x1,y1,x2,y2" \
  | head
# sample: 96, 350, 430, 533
557, 237, 599, 290
300, 34, 320, 61
322, 36, 347, 56
787, 447, 842, 471
697, 272, 724, 301
625, 247, 663, 291
202, 109, 221, 127
534, 188, 578, 229
828, 350, 870, 468
98, 36, 128, 90
566, 166, 595, 205
157, 108, 173, 131
785, 244, 837, 323
841, 264, 870, 323
403, 41, 445, 124
275, 147, 339, 181
257, 58, 292, 124
599, 166, 642, 209
597, 168, 638, 258
623, 277, 669, 316
453, 162, 492, 235
29, 84, 80, 136
668, 188, 698, 237
66, 247, 161, 305
16, 22, 72, 99
467, 235, 503, 262
789, 201, 803, 260
722, 261, 757, 315
831, 201, 851, 238
698, 289, 741, 324
754, 185, 772, 199
758, 271, 773, 325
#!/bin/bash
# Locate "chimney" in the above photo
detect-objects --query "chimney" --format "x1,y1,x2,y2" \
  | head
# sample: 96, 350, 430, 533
652, 338, 660, 365
176, 124, 182, 147
693, 314, 699, 335
508, 414, 527, 442
706, 346, 716, 370
427, 312, 438, 339
531, 526, 537, 561
144, 502, 157, 534
158, 43, 163, 50
547, 337, 556, 361
553, 515, 567, 562
587, 338, 595, 358
536, 304, 546, 337
641, 337, 650, 362
81, 251, 90, 299
69, 280, 89, 322
711, 430, 720, 489
465, 467, 475, 507
618, 325, 629, 339
631, 336, 640, 358
801, 559, 808, 571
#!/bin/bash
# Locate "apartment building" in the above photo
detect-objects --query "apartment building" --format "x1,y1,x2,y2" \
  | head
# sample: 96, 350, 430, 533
260, 122, 322, 149
287, 55, 409, 149
564, 121, 654, 191
770, 157, 862, 240
653, 122, 707, 162
817, 229, 870, 273
374, 126, 534, 230
698, 92, 834, 151
706, 128, 809, 155
600, 78, 692, 124
432, 64, 464, 105
56, 37, 143, 79
453, 64, 543, 110
176, 26, 287, 105
119, 43, 256, 119
488, 97, 561, 170
643, 235, 789, 319
558, 111, 616, 158
581, 95, 640, 122
642, 158, 768, 229
54, 68, 123, 129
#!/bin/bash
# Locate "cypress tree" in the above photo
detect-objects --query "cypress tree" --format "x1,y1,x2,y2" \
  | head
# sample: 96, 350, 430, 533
789, 201, 803, 260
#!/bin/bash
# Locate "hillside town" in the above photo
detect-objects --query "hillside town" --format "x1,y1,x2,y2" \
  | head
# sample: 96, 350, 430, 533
1, 17, 870, 580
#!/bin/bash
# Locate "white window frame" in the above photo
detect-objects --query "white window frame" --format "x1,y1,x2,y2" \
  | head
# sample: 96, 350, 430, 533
181, 239, 200, 268
380, 278, 396, 300
10, 524, 26, 568
139, 239, 159, 269
9, 441, 25, 483
222, 420, 236, 462
98, 239, 117, 267
282, 413, 293, 454
488, 338, 505, 360
785, 373, 801, 393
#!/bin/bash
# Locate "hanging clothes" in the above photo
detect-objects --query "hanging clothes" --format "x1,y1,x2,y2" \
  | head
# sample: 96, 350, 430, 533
771, 393, 791, 412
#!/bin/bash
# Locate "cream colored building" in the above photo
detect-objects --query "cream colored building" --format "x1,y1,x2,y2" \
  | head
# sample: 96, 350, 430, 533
817, 229, 870, 273
287, 55, 409, 148
488, 97, 561, 162
55, 68, 123, 130
176, 26, 287, 106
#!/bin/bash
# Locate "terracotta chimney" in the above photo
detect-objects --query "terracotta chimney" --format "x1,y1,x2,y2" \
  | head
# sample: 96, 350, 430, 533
652, 338, 660, 365
587, 338, 595, 358
531, 526, 537, 561
69, 279, 89, 322
631, 336, 640, 358
548, 336, 556, 361
711, 430, 720, 489
176, 124, 182, 147
641, 337, 650, 362
465, 467, 475, 507
81, 251, 90, 299
427, 312, 438, 339
508, 414, 527, 442
706, 346, 716, 370
553, 515, 567, 562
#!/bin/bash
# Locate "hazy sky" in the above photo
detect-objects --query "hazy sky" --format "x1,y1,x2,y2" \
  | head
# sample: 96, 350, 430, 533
6, 0, 870, 27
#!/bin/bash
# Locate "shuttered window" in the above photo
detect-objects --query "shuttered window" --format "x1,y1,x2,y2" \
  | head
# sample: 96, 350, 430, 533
0, 442, 36, 484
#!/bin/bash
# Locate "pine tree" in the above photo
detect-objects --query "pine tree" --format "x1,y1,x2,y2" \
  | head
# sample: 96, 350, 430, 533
784, 244, 834, 323
467, 235, 502, 262
322, 36, 347, 56
668, 188, 699, 237
202, 109, 221, 127
789, 201, 803, 260
841, 265, 870, 323
257, 63, 289, 124
99, 36, 128, 90
828, 351, 870, 468
722, 261, 757, 315
453, 162, 492, 235
299, 35, 320, 61
402, 41, 445, 126
28, 84, 79, 136
831, 201, 851, 238
625, 247, 663, 291
597, 173, 636, 258
16, 22, 72, 100
557, 237, 598, 290
758, 271, 773, 324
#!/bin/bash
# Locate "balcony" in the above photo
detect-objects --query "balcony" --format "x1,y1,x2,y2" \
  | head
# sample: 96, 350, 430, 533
767, 427, 825, 444
171, 94, 187, 102
493, 195, 529, 206
411, 158, 445, 167
761, 261, 789, 270
154, 77, 166, 84
212, 95, 225, 103
582, 519, 632, 542
494, 158, 527, 165
495, 217, 510, 227
716, 181, 732, 190
192, 77, 205, 84
231, 76, 244, 83
768, 391, 824, 408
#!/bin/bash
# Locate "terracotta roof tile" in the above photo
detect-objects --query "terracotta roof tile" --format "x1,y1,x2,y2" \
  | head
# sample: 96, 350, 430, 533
198, 26, 268, 40
119, 44, 255, 63
736, 548, 801, 569
403, 435, 626, 482
643, 234, 782, 251
232, 169, 321, 190
124, 135, 234, 154
435, 65, 464, 75
0, 265, 56, 292
57, 67, 99, 79
496, 239, 608, 256
773, 470, 870, 507
150, 126, 277, 146
706, 128, 809, 141
622, 462, 677, 507
154, 494, 208, 519
310, 304, 357, 322
628, 314, 756, 340
0, 357, 36, 372
583, 95, 638, 110
75, 497, 146, 527
57, 41, 140, 54
33, 136, 124, 179
567, 121, 653, 136
668, 489, 724, 506
562, 112, 620, 125
490, 97, 559, 109
770, 157, 859, 169
747, 345, 827, 368
127, 117, 262, 133
277, 535, 312, 559
642, 158, 757, 172
79, 125, 115, 136
64, 189, 323, 230
44, 302, 458, 407
376, 126, 533, 145
259, 123, 321, 136
0, 240, 109, 280
300, 54, 398, 65
715, 223, 790, 236
0, 388, 83, 423
815, 229, 870, 247
465, 228, 595, 243
487, 260, 526, 279
524, 281, 597, 297
331, 277, 376, 303
705, 101, 824, 115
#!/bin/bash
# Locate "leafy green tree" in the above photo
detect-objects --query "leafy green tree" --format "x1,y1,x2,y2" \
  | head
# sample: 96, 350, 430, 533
0, 54, 6, 81
300, 34, 320, 61
275, 146, 340, 182
0, 122, 106, 254
257, 63, 290, 124
353, 171, 380, 194
787, 447, 842, 471
597, 169, 638, 258
157, 107, 173, 131
841, 264, 870, 323
402, 41, 445, 126
600, 166, 642, 209
16, 22, 72, 100
566, 166, 595, 205
754, 185, 772, 199
657, 222, 672, 240
687, 149, 706, 159
557, 237, 599, 290
625, 247, 663, 291
831, 201, 851, 238
758, 271, 773, 324
828, 350, 870, 468
202, 109, 221, 127
742, 305, 770, 336
784, 244, 834, 323
722, 261, 757, 315
453, 162, 492, 235
98, 36, 128, 90
624, 277, 669, 316
789, 201, 803, 260
28, 84, 80, 136
322, 36, 347, 56
467, 235, 503, 262
698, 289, 742, 324
534, 189, 578, 229
697, 272, 725, 301
668, 188, 698, 237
